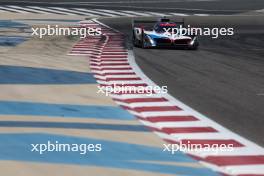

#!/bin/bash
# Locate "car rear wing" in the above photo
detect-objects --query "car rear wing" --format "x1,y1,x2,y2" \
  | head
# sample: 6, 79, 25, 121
132, 18, 185, 29
132, 20, 157, 29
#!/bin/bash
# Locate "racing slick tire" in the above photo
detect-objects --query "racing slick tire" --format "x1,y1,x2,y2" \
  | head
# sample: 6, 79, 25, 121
132, 32, 143, 48
132, 32, 140, 47
141, 33, 149, 49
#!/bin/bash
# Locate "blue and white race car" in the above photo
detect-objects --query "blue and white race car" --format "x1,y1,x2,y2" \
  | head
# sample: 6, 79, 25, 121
132, 18, 199, 49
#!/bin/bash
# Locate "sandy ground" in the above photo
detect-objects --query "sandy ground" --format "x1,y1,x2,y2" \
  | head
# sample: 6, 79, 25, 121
0, 12, 209, 176
0, 21, 116, 105
0, 161, 178, 176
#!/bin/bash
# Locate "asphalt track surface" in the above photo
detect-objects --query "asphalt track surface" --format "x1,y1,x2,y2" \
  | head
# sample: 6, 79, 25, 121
100, 16, 264, 146
0, 0, 264, 14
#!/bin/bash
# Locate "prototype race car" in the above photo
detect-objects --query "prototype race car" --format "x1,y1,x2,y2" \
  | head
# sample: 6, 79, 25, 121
132, 18, 199, 49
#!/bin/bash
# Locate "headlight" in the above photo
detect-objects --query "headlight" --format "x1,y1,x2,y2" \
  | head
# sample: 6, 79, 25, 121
146, 35, 155, 45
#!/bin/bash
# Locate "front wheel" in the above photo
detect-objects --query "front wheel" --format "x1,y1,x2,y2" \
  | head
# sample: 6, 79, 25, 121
132, 33, 139, 47
141, 34, 148, 49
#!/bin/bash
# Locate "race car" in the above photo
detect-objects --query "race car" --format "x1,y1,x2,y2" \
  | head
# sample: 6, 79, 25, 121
132, 18, 199, 49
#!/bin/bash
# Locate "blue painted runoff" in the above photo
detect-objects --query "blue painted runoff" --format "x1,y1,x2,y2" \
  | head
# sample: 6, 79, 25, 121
0, 36, 27, 46
0, 121, 148, 132
0, 65, 97, 84
0, 133, 219, 176
0, 20, 28, 28
0, 101, 134, 120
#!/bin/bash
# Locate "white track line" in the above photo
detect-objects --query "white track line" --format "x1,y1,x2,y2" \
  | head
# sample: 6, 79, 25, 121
95, 9, 134, 17
201, 162, 264, 176
221, 165, 264, 175
91, 9, 119, 17
28, 6, 70, 15
169, 13, 189, 16
120, 10, 152, 16
74, 8, 117, 17
145, 121, 217, 128
255, 9, 264, 13
110, 94, 164, 99
190, 147, 264, 157
25, 6, 53, 14
146, 11, 169, 16
48, 7, 83, 15
0, 6, 29, 13
0, 5, 212, 17
128, 110, 190, 117
155, 131, 232, 140
6, 5, 48, 14
194, 13, 210, 16
72, 8, 102, 16
116, 101, 173, 108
